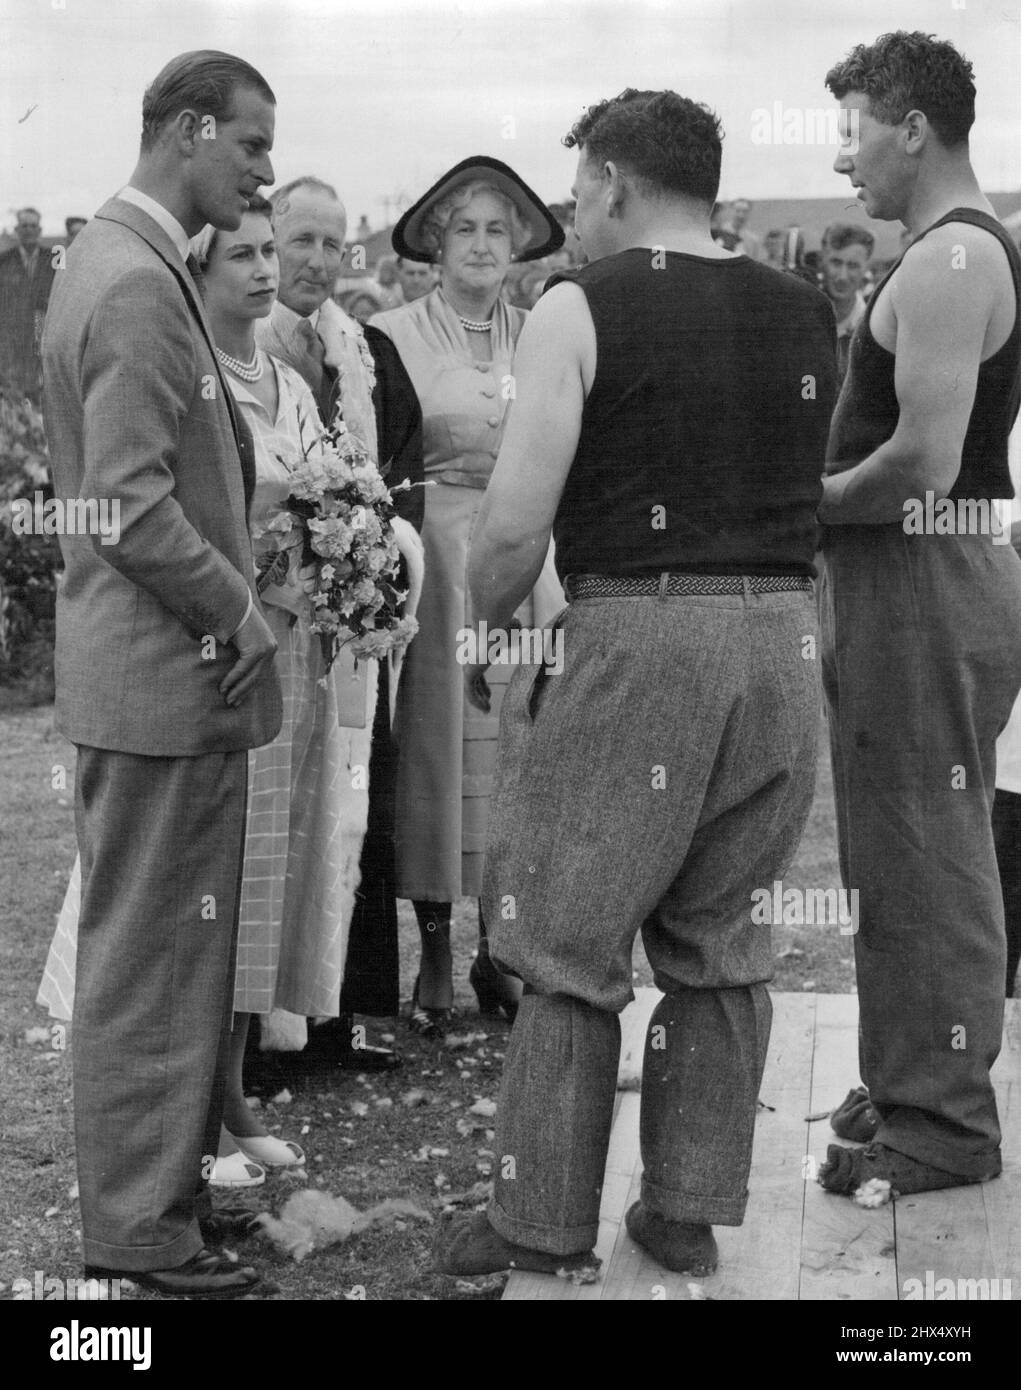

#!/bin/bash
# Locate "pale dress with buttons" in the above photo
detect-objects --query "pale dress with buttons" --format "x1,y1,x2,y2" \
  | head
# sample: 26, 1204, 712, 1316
370, 288, 563, 901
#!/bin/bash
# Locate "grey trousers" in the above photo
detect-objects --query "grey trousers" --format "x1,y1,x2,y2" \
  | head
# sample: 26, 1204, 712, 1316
820, 524, 1021, 1177
72, 745, 247, 1270
484, 589, 820, 1254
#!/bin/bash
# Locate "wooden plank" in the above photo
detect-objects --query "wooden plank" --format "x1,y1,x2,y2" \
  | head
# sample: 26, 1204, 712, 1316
799, 992, 899, 1300
507, 995, 1021, 1301
896, 997, 1020, 1302
616, 987, 660, 1091
706, 992, 816, 1300
589, 994, 816, 1299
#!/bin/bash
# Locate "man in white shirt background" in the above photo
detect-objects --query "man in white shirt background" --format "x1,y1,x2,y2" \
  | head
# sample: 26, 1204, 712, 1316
819, 222, 874, 382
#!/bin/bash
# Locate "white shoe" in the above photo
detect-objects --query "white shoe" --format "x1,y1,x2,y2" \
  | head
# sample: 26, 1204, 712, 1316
230, 1133, 306, 1169
210, 1150, 266, 1188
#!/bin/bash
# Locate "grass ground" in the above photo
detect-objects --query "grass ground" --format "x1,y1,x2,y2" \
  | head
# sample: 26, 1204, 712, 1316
0, 703, 850, 1301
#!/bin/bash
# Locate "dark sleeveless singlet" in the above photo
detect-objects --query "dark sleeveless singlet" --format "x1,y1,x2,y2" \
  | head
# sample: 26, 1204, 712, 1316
546, 248, 839, 580
827, 208, 1021, 500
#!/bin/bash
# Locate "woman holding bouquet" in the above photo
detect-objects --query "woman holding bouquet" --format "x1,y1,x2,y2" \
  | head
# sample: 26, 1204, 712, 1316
39, 195, 394, 1185
370, 158, 565, 1035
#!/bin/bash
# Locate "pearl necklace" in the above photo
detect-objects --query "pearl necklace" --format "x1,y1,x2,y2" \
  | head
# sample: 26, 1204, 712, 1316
216, 346, 263, 382
459, 315, 493, 333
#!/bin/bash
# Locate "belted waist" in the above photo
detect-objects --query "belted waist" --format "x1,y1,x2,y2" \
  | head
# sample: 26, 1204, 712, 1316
564, 573, 814, 600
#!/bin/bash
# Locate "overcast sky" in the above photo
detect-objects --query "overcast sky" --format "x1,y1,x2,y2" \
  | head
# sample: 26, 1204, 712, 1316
3, 0, 1019, 235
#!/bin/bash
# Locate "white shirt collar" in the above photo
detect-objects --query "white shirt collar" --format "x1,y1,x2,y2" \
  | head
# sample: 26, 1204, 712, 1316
835, 291, 867, 337
274, 300, 321, 334
117, 186, 190, 264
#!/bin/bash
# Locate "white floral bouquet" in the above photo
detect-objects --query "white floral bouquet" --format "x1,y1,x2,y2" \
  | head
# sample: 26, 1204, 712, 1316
254, 417, 419, 673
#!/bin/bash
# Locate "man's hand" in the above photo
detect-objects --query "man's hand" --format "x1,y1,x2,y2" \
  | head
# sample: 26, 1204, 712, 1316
220, 605, 278, 707
464, 662, 491, 713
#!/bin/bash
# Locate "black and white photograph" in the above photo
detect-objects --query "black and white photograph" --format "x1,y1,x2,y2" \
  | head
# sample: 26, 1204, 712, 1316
1, 0, 1019, 1348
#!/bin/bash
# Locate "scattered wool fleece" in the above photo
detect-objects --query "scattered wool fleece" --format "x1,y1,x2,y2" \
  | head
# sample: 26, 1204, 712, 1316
853, 1178, 894, 1208
257, 1188, 432, 1262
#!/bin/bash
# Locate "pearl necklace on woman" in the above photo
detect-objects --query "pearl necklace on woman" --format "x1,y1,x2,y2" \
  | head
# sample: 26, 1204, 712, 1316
215, 346, 264, 382
458, 315, 493, 333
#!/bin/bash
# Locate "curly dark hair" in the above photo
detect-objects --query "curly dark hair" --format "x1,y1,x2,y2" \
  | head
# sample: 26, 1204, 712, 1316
563, 89, 723, 206
825, 31, 975, 149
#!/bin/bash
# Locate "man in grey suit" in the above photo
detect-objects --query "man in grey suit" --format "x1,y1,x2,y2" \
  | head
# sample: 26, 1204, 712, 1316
42, 50, 282, 1298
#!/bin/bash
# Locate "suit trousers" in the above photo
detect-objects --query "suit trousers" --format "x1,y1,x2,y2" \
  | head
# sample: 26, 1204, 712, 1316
72, 745, 247, 1270
820, 524, 1021, 1176
484, 589, 820, 1253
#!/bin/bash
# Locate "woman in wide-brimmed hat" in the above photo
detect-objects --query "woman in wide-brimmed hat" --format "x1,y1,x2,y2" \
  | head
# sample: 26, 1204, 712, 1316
370, 157, 565, 1036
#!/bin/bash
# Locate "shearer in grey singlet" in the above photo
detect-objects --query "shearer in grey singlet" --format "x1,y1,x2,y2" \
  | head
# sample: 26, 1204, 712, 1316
817, 31, 1021, 1200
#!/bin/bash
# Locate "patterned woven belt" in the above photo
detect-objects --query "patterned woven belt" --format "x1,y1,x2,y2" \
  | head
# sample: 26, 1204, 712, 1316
565, 573, 813, 599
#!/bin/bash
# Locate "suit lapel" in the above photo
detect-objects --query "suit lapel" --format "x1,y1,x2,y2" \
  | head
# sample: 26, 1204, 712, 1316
95, 198, 255, 512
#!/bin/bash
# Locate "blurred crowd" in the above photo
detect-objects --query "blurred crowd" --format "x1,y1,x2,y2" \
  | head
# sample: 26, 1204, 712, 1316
4, 191, 984, 409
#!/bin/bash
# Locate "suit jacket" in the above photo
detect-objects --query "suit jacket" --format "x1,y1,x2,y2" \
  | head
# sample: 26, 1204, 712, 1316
257, 298, 379, 457
41, 196, 282, 755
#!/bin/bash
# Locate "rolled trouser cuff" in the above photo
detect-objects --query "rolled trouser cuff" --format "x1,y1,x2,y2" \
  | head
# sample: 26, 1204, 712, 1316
640, 1175, 748, 1227
487, 1195, 598, 1257
82, 1220, 203, 1273
874, 1124, 1002, 1182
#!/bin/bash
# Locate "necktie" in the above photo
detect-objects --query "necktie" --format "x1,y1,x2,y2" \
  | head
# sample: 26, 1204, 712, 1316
185, 252, 207, 303
295, 316, 325, 389
295, 317, 338, 425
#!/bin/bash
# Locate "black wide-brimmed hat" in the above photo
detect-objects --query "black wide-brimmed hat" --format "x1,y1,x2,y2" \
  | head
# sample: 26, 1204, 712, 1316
392, 155, 565, 264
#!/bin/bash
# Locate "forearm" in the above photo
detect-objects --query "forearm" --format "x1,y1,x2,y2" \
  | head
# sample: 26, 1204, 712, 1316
469, 514, 548, 633
820, 436, 957, 525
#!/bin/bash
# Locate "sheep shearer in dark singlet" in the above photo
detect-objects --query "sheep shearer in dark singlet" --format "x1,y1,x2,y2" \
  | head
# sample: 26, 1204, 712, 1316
434, 88, 837, 1278
816, 31, 1021, 1198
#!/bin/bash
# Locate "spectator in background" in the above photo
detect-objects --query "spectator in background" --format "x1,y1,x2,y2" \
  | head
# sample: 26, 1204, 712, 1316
721, 197, 762, 260
250, 176, 425, 1084
0, 207, 55, 400
340, 285, 384, 324
547, 201, 583, 266
820, 223, 875, 381
370, 156, 565, 1037
777, 227, 818, 286
250, 174, 424, 1080
65, 216, 87, 243
994, 572, 1021, 997
396, 254, 435, 302
710, 202, 739, 250
375, 253, 404, 308
763, 228, 785, 269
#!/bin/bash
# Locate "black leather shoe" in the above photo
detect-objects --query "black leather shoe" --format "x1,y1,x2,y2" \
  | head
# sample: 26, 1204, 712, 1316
200, 1207, 262, 1243
85, 1246, 261, 1299
306, 1015, 402, 1072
